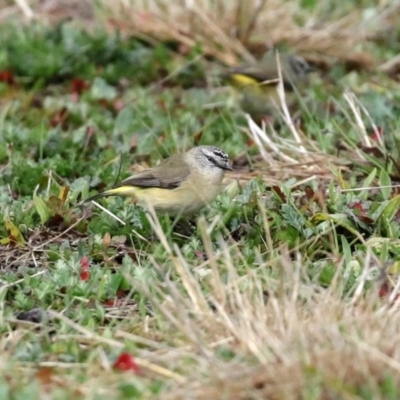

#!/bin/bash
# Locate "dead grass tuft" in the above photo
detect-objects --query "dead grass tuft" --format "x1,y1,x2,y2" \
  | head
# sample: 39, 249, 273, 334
94, 0, 400, 67
2, 203, 400, 398
7, 0, 400, 69
92, 212, 400, 399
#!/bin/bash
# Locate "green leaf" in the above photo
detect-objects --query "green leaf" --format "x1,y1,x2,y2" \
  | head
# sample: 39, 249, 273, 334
114, 107, 134, 135
33, 193, 52, 224
281, 203, 306, 232
300, 0, 317, 10
275, 225, 299, 247
341, 235, 352, 264
90, 77, 117, 101
359, 168, 376, 200
379, 168, 392, 200
375, 195, 400, 238
377, 195, 400, 222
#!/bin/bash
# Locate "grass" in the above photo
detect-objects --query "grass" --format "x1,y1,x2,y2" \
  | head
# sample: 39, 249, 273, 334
1, 1, 400, 398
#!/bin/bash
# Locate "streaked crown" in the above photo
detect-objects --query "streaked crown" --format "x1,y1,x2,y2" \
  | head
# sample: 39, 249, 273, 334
191, 146, 233, 171
288, 55, 314, 80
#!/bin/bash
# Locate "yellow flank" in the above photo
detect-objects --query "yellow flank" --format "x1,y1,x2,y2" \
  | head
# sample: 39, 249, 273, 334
229, 73, 260, 89
102, 186, 140, 197
99, 177, 223, 215
228, 73, 278, 93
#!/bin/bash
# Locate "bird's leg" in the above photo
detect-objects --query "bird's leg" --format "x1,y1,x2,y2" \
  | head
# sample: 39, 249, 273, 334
162, 214, 195, 239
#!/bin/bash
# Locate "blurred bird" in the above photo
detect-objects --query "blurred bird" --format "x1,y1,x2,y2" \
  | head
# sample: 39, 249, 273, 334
221, 52, 315, 121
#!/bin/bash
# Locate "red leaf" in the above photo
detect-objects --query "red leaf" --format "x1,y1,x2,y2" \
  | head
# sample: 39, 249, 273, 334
379, 283, 390, 298
357, 215, 374, 224
35, 367, 55, 385
271, 186, 286, 202
80, 256, 90, 281
116, 289, 129, 298
246, 139, 255, 147
349, 200, 366, 214
304, 186, 315, 200
378, 281, 400, 301
102, 290, 131, 307
70, 78, 89, 96
103, 298, 125, 307
103, 298, 116, 307
370, 127, 383, 143
113, 352, 140, 374
0, 70, 15, 85
80, 270, 90, 281
348, 201, 374, 223
80, 256, 90, 269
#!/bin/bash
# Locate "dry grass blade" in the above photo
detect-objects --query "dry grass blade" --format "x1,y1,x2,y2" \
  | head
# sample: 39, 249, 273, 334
78, 200, 396, 398
246, 115, 297, 164
275, 52, 306, 153
344, 91, 371, 148
90, 201, 126, 226
14, 0, 34, 19
246, 117, 340, 183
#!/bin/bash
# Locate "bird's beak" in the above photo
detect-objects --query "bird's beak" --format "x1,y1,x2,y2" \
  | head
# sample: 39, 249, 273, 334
222, 165, 233, 171
306, 64, 318, 73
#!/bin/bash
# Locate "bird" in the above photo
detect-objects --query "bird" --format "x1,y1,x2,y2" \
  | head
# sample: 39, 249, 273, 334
221, 52, 315, 121
84, 145, 233, 216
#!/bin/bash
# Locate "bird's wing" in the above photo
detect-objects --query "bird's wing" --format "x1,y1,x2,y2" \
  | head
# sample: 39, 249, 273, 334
230, 64, 277, 83
228, 54, 299, 89
237, 65, 294, 86
117, 154, 191, 189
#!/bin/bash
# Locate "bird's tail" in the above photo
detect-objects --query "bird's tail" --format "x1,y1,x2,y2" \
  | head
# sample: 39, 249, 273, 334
81, 186, 138, 205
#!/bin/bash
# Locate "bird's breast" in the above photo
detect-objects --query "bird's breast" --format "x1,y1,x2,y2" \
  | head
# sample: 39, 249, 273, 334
131, 169, 224, 215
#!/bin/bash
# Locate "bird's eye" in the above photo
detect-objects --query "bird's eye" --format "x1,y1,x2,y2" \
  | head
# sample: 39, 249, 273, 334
206, 155, 215, 164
